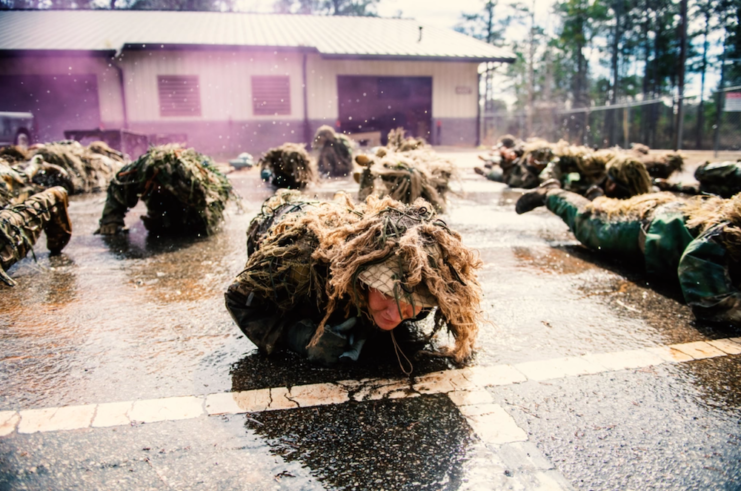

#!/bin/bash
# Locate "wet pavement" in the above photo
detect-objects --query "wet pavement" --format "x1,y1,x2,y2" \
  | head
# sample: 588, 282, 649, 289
1, 149, 741, 490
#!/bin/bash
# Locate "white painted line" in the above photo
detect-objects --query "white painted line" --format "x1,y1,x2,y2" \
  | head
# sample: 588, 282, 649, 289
583, 349, 665, 371
644, 346, 693, 362
288, 383, 349, 408
1, 337, 738, 438
353, 379, 418, 401
205, 392, 245, 416
448, 388, 494, 407
18, 405, 95, 434
92, 401, 133, 428
462, 364, 527, 387
459, 403, 528, 444
707, 338, 741, 355
268, 387, 299, 411
0, 411, 19, 437
670, 341, 726, 360
514, 355, 607, 381
129, 396, 204, 423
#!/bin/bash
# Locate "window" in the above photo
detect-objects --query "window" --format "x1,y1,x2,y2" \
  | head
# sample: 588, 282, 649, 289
157, 75, 201, 117
252, 76, 291, 116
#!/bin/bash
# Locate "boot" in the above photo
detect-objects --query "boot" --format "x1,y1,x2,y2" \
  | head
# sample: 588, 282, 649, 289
43, 186, 72, 255
515, 179, 561, 215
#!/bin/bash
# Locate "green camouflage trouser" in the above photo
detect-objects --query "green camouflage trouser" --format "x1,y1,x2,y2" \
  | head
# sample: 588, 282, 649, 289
0, 187, 72, 286
546, 190, 741, 325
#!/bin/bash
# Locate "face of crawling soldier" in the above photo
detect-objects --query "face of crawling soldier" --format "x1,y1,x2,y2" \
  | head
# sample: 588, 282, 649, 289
367, 287, 423, 331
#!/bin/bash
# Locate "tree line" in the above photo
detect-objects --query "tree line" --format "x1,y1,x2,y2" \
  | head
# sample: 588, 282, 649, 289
458, 0, 741, 150
2, 0, 738, 150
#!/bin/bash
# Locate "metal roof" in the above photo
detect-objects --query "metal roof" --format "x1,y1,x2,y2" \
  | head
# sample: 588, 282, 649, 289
0, 10, 514, 62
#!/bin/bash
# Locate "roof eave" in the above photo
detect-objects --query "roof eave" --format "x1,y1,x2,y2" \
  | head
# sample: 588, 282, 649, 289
121, 43, 320, 54
0, 49, 116, 58
319, 53, 516, 63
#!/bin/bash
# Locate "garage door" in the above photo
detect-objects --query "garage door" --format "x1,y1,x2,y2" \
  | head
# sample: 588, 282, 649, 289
337, 76, 432, 144
0, 74, 100, 143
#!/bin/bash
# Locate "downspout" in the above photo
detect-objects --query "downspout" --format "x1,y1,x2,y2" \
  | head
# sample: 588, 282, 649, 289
111, 53, 129, 130
476, 67, 481, 147
302, 52, 310, 147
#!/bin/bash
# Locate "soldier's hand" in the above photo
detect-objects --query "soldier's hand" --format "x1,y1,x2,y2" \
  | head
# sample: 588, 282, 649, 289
306, 318, 357, 366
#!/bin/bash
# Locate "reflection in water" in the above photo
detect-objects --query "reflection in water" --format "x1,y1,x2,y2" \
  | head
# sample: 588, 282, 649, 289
682, 356, 741, 411
230, 328, 453, 392
245, 394, 475, 490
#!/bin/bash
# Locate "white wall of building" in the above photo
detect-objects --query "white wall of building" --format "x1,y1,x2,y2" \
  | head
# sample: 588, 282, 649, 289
118, 50, 305, 122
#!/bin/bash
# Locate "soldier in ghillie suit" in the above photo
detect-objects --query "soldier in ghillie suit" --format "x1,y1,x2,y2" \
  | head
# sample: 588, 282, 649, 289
355, 130, 455, 213
259, 143, 317, 189
639, 151, 684, 179
516, 185, 741, 325
475, 137, 544, 189
225, 191, 483, 371
96, 144, 236, 236
1, 186, 72, 286
0, 157, 73, 208
313, 126, 354, 177
29, 140, 125, 194
655, 160, 741, 199
536, 142, 619, 195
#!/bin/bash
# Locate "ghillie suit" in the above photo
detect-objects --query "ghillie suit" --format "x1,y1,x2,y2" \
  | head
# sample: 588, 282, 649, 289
640, 151, 684, 179
0, 158, 37, 208
630, 143, 650, 155
0, 186, 72, 286
96, 144, 237, 236
386, 127, 426, 152
0, 145, 30, 165
603, 155, 652, 199
538, 142, 616, 195
517, 185, 741, 325
29, 141, 125, 194
476, 135, 526, 184
226, 192, 483, 370
313, 125, 354, 177
259, 143, 316, 189
355, 146, 454, 213
0, 157, 73, 208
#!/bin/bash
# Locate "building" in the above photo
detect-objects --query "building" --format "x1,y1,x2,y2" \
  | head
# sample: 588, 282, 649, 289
0, 10, 513, 156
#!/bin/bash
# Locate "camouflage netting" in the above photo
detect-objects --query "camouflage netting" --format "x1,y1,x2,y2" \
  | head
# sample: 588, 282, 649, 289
313, 125, 355, 177
235, 191, 483, 362
355, 129, 456, 213
28, 141, 126, 194
260, 143, 317, 189
98, 144, 237, 236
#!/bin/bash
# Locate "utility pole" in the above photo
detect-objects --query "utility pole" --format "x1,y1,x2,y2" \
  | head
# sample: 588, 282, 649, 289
674, 0, 688, 151
526, 0, 536, 137
714, 35, 728, 157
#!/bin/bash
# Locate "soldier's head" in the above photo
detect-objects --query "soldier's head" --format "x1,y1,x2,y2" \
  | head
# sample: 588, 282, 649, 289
605, 156, 652, 199
357, 258, 437, 331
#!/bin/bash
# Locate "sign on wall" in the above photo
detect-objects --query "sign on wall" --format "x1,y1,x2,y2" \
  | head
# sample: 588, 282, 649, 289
455, 86, 473, 95
725, 92, 741, 112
